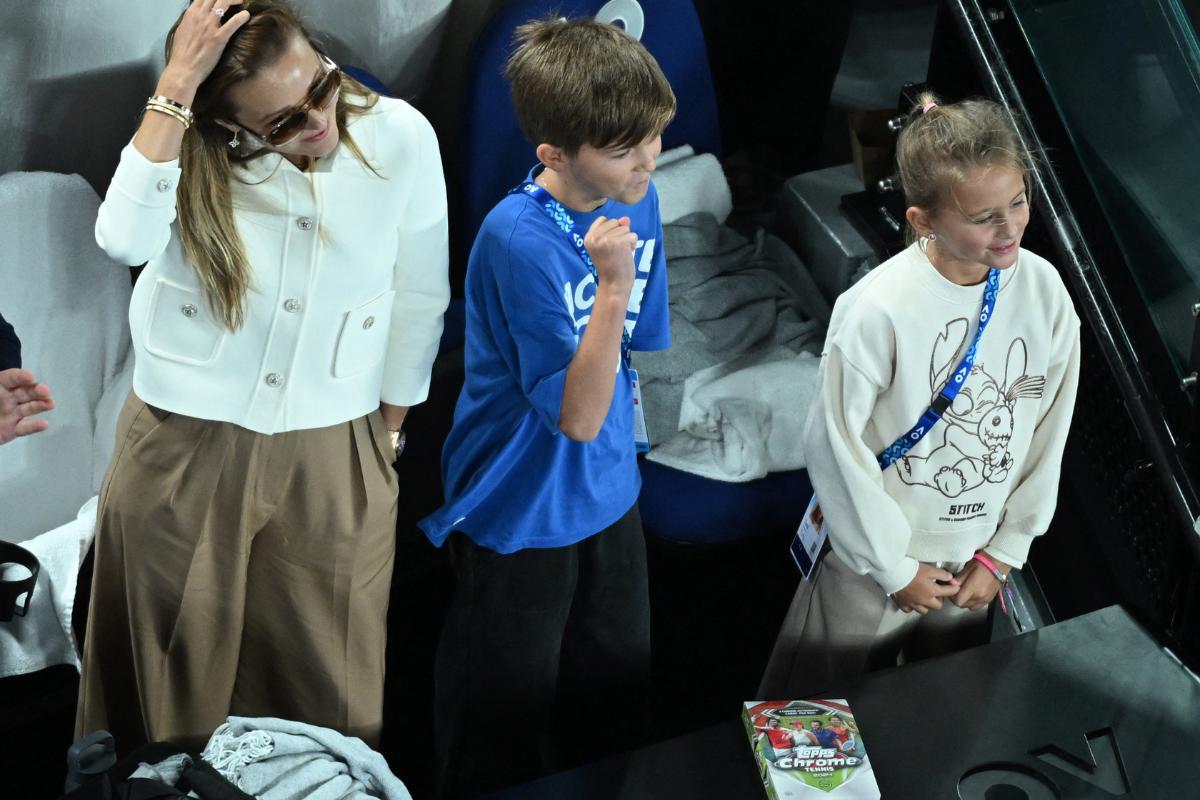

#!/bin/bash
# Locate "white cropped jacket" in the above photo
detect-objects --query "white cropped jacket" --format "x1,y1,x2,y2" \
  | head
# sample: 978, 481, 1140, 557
95, 96, 450, 434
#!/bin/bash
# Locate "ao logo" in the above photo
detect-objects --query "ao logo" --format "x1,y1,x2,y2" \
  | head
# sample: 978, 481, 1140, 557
958, 729, 1131, 798
596, 0, 645, 40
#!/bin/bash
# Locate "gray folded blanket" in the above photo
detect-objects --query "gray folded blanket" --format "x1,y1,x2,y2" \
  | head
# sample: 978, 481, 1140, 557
200, 717, 412, 800
637, 212, 829, 447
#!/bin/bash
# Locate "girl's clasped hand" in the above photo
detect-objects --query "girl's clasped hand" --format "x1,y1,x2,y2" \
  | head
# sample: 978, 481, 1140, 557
892, 555, 1012, 614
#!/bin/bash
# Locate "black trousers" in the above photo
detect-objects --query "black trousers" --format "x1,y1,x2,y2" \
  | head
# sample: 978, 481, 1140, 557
433, 504, 651, 798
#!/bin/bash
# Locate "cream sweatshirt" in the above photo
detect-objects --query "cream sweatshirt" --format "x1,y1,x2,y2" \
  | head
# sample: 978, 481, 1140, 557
803, 242, 1081, 594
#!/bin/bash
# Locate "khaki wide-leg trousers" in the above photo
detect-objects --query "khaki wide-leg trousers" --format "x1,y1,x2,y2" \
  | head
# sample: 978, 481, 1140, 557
758, 550, 987, 700
75, 393, 398, 752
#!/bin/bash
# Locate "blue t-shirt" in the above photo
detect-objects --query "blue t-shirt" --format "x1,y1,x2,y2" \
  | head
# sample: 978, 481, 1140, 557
419, 170, 671, 553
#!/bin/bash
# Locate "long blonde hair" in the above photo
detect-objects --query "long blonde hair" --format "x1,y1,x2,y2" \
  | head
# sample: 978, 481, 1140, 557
166, 0, 379, 330
896, 91, 1034, 245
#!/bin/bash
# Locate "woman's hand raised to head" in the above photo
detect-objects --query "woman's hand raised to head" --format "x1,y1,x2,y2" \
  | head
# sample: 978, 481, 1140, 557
160, 0, 251, 103
135, 0, 249, 162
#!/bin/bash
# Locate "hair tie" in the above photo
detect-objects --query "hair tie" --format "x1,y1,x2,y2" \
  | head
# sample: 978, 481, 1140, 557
922, 101, 938, 114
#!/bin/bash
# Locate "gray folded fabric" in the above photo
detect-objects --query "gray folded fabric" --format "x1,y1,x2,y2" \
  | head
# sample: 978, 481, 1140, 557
200, 717, 412, 800
635, 212, 827, 444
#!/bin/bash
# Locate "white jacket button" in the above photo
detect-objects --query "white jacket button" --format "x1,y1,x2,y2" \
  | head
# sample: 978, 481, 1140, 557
283, 298, 302, 313
181, 303, 198, 317
297, 217, 314, 231
362, 315, 375, 330
156, 179, 173, 193
265, 372, 284, 388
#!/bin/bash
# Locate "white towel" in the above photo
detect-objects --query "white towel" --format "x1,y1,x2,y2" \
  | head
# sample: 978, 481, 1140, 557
647, 348, 820, 482
653, 152, 733, 226
0, 496, 97, 678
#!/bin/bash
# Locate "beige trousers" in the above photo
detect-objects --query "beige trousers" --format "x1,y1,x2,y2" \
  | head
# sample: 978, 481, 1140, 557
758, 549, 986, 699
75, 393, 398, 752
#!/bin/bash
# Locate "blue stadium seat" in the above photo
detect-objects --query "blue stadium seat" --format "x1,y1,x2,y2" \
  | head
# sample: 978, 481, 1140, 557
457, 0, 723, 258
638, 460, 810, 543
342, 64, 391, 97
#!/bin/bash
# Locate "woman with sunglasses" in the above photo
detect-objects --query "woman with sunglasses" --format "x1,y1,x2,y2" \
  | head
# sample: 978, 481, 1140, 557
75, 0, 449, 752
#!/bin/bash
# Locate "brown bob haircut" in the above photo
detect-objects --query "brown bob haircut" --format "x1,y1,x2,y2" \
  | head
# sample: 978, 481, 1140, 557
505, 16, 677, 154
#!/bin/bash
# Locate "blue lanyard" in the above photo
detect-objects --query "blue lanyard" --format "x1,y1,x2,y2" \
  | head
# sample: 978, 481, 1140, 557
512, 178, 633, 366
877, 267, 1001, 469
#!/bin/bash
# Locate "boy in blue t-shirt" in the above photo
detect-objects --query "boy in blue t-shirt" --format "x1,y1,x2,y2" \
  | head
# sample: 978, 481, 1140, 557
419, 16, 676, 797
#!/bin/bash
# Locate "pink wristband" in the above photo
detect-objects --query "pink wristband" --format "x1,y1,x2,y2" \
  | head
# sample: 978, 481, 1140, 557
972, 552, 1007, 584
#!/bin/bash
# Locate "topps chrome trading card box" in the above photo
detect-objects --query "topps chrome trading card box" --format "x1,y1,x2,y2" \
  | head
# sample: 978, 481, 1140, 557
743, 700, 880, 798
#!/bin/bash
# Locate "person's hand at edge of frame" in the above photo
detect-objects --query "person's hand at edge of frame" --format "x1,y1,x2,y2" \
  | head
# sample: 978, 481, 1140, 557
0, 368, 55, 445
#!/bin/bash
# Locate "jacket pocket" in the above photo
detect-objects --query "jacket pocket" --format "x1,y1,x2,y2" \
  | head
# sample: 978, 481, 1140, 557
143, 279, 225, 365
332, 290, 395, 378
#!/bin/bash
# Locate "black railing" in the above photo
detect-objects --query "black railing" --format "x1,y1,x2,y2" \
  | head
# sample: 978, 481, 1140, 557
946, 0, 1200, 559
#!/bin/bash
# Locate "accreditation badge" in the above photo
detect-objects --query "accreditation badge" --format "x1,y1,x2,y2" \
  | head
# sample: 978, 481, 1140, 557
789, 494, 828, 579
630, 368, 650, 453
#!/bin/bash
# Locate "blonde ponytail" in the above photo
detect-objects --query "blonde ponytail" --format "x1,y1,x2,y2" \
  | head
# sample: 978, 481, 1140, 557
177, 124, 251, 329
896, 91, 1034, 244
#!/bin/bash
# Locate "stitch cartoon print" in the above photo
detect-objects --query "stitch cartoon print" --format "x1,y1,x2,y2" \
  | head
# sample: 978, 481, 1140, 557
898, 319, 1045, 498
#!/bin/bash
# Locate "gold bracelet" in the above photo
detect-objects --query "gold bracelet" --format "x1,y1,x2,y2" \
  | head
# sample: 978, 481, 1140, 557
145, 103, 189, 128
145, 102, 187, 121
146, 97, 189, 116
145, 106, 190, 130
145, 101, 191, 129
146, 94, 192, 120
148, 95, 193, 120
